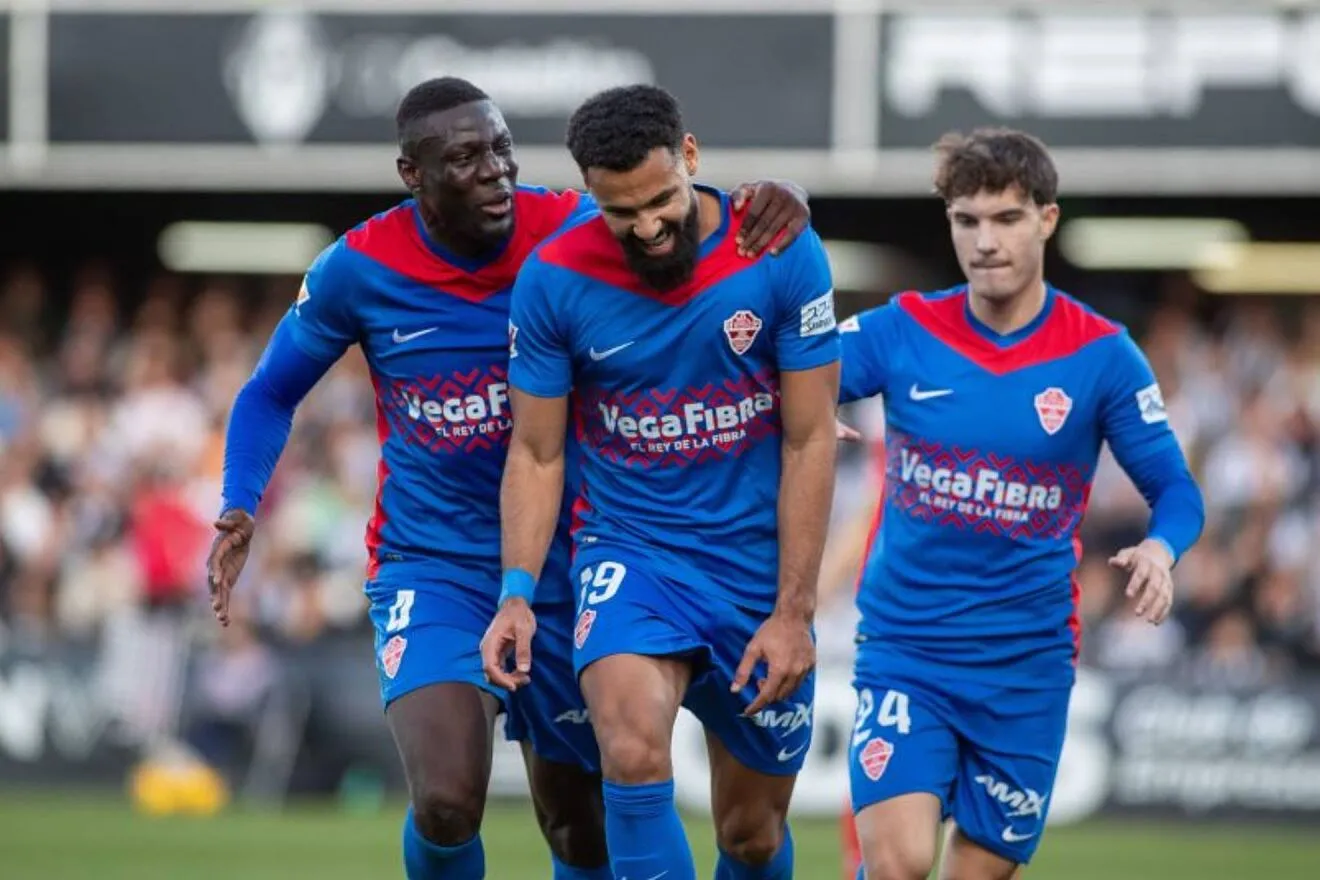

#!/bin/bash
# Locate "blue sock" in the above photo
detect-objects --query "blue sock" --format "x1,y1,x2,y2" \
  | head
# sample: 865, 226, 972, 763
402, 805, 486, 879
602, 779, 695, 880
552, 854, 614, 879
715, 823, 794, 879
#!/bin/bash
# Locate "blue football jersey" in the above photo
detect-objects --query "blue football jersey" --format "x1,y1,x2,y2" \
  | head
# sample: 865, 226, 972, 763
841, 286, 1185, 688
287, 185, 593, 598
508, 188, 840, 612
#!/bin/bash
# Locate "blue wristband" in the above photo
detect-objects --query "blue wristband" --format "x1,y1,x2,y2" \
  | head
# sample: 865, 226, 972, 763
499, 569, 537, 606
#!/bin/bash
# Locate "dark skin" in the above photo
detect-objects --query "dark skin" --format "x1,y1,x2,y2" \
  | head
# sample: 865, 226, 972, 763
207, 97, 812, 870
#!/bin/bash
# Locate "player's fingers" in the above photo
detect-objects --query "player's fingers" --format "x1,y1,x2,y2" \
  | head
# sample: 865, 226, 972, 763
768, 211, 808, 257
1109, 547, 1134, 571
1125, 558, 1150, 598
1131, 565, 1156, 613
836, 420, 863, 442
736, 186, 774, 254
741, 200, 792, 257
730, 183, 753, 211
514, 623, 534, 674
745, 669, 787, 717
730, 641, 762, 694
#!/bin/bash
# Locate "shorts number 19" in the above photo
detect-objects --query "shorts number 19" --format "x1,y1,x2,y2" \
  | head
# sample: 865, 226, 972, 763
580, 562, 627, 607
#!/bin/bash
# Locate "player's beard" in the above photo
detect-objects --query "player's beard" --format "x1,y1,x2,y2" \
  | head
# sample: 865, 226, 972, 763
621, 202, 701, 293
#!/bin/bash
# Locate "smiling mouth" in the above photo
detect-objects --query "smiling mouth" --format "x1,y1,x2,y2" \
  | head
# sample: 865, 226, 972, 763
638, 228, 673, 254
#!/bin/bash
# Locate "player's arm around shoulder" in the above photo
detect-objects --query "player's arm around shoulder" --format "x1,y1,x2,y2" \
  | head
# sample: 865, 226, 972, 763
484, 254, 572, 692
1099, 330, 1207, 626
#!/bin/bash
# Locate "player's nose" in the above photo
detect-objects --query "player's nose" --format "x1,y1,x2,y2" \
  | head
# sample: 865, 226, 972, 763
633, 213, 664, 241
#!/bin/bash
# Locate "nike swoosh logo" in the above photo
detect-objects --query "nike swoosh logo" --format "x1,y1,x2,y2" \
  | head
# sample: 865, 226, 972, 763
392, 327, 438, 344
1001, 826, 1036, 843
777, 744, 807, 762
589, 341, 634, 361
909, 384, 953, 401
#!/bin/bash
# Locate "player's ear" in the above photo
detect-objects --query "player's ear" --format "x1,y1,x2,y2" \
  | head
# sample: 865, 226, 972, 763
681, 133, 699, 177
397, 156, 421, 193
1039, 202, 1060, 240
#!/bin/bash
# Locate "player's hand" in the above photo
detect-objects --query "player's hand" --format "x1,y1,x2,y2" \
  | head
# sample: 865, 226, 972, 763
836, 419, 862, 442
1110, 538, 1175, 625
207, 508, 255, 627
481, 598, 537, 691
732, 611, 816, 717
730, 180, 810, 258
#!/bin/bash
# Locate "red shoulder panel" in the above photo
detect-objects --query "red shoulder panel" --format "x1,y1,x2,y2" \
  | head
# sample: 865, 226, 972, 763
896, 289, 1120, 375
344, 189, 582, 302
536, 204, 758, 307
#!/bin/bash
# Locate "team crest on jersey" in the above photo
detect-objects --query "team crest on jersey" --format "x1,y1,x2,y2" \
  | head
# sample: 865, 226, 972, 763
380, 635, 407, 680
723, 310, 764, 355
1033, 387, 1073, 435
574, 609, 596, 650
859, 736, 893, 781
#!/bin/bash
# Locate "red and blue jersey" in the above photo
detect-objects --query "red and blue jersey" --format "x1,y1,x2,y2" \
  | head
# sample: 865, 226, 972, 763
508, 188, 840, 612
841, 286, 1204, 688
223, 185, 594, 600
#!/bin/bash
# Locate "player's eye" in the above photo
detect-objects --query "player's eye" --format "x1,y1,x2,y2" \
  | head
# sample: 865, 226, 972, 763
494, 138, 513, 154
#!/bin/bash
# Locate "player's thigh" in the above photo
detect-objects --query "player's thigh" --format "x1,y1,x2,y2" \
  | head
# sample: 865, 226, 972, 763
705, 730, 794, 864
521, 742, 608, 868
573, 549, 701, 782
946, 685, 1071, 871
386, 681, 500, 842
680, 601, 814, 777
939, 825, 1022, 880
849, 678, 959, 880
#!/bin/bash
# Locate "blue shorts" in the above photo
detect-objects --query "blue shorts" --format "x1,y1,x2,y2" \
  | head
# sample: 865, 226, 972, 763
571, 544, 814, 776
848, 655, 1069, 864
366, 577, 598, 774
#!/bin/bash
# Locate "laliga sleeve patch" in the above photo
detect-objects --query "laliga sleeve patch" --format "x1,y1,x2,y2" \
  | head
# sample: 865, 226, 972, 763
1135, 383, 1168, 424
800, 290, 837, 337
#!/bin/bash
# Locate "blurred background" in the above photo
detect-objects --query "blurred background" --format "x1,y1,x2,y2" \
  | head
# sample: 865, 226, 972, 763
1, 0, 1318, 878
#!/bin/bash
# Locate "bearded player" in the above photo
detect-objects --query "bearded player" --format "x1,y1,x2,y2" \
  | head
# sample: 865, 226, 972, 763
838, 128, 1205, 880
205, 77, 811, 880
484, 84, 840, 880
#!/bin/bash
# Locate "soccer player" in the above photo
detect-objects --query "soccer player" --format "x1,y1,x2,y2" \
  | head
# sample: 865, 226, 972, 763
483, 84, 841, 880
837, 128, 1206, 880
205, 77, 812, 880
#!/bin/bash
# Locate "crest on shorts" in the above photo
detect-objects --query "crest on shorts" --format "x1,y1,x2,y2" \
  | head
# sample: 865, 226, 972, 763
859, 736, 893, 782
723, 310, 763, 355
1033, 387, 1073, 435
574, 609, 596, 650
380, 635, 407, 680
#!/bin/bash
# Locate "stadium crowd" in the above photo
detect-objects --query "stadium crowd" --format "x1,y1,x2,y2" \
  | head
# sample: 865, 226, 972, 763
0, 259, 1316, 740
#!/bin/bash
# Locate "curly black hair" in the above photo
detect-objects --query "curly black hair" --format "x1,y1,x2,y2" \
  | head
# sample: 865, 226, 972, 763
396, 77, 491, 150
566, 84, 685, 173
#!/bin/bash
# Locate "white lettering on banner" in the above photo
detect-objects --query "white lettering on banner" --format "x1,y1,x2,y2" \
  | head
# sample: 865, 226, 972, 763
899, 448, 1062, 521
887, 13, 1320, 119
404, 382, 510, 438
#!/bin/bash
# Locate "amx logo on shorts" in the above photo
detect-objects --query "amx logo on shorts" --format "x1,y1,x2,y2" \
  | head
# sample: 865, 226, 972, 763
974, 774, 1047, 819
578, 373, 780, 466
887, 435, 1088, 539
747, 702, 813, 736
380, 368, 511, 453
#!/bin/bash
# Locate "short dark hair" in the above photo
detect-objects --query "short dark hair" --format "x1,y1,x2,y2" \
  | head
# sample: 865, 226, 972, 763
933, 128, 1059, 206
566, 84, 684, 173
396, 77, 490, 147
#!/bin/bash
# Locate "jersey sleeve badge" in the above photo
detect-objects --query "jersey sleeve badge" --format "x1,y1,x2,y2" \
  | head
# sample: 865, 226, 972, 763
1135, 383, 1169, 424
799, 290, 837, 337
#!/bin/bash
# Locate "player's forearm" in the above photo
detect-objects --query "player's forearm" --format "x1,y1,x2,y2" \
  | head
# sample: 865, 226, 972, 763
1145, 472, 1205, 563
499, 442, 564, 583
776, 432, 837, 622
221, 317, 332, 515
